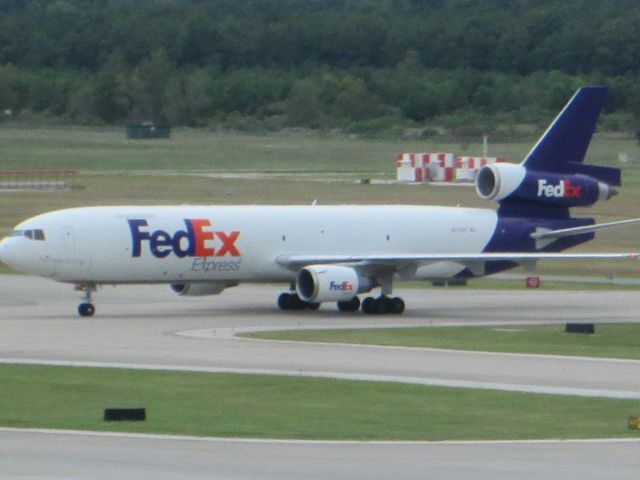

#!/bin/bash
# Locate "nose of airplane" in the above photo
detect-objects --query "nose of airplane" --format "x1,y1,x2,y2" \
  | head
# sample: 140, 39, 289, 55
0, 232, 54, 278
0, 235, 24, 272
0, 236, 12, 267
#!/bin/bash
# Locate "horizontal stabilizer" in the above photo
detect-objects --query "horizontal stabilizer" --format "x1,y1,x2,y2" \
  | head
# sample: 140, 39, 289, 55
531, 218, 640, 241
563, 162, 621, 186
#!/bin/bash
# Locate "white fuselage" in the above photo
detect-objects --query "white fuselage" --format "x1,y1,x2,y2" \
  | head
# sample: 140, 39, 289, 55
0, 205, 498, 284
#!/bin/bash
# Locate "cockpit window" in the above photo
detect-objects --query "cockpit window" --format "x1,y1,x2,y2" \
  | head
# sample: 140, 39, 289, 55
9, 229, 46, 241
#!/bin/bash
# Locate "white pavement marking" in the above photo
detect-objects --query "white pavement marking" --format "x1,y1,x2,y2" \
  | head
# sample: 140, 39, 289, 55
3, 357, 640, 399
2, 427, 640, 446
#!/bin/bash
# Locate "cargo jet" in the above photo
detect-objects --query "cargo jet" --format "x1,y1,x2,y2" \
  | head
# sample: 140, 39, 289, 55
1, 86, 639, 316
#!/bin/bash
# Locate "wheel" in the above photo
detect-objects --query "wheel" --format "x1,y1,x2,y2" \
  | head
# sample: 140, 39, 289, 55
278, 292, 292, 310
374, 296, 391, 315
78, 302, 95, 317
361, 296, 376, 314
279, 293, 319, 311
337, 296, 360, 312
290, 294, 308, 310
390, 297, 405, 315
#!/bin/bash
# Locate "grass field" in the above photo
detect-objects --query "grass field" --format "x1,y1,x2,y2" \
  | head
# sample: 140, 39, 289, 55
2, 364, 639, 441
247, 323, 640, 360
1, 126, 639, 174
0, 127, 537, 172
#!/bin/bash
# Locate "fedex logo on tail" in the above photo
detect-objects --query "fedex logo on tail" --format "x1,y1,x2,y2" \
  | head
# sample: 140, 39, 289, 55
128, 219, 240, 258
537, 179, 582, 199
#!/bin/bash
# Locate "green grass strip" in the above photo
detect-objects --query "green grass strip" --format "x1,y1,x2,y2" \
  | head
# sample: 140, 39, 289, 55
249, 324, 640, 360
1, 364, 639, 440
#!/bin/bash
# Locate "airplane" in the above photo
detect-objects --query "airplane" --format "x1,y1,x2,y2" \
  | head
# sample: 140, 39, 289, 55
1, 86, 639, 317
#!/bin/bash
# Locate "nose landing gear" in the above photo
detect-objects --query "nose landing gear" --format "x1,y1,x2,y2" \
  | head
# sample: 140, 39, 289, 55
76, 283, 96, 317
78, 302, 95, 317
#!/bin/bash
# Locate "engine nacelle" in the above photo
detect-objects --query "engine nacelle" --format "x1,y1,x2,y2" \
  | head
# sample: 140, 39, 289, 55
476, 162, 614, 207
170, 282, 234, 296
296, 265, 372, 303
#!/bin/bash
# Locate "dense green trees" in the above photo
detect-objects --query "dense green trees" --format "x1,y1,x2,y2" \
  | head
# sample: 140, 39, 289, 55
1, 0, 640, 134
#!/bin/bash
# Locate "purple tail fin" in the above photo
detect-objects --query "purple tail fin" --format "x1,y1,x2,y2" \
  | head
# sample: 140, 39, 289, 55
494, 86, 621, 219
522, 86, 620, 186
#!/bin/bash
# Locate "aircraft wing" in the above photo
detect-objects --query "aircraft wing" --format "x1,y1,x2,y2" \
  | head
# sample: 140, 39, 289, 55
276, 252, 639, 276
278, 218, 640, 275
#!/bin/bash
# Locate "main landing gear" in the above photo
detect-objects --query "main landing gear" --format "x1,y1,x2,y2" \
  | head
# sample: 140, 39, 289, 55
337, 296, 360, 312
278, 292, 320, 311
277, 292, 405, 315
357, 275, 405, 314
360, 296, 405, 315
338, 296, 405, 314
76, 283, 96, 317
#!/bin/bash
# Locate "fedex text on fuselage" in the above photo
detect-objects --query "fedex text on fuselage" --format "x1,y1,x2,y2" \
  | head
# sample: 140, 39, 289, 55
128, 219, 240, 259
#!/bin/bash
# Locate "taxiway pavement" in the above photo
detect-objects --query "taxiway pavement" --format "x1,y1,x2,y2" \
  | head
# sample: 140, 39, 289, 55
2, 428, 639, 480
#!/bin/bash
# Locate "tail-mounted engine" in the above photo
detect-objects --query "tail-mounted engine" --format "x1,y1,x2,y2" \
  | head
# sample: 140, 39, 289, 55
475, 162, 616, 208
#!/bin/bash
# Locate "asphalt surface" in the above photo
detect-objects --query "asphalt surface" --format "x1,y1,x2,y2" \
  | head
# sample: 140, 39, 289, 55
1, 275, 640, 478
2, 429, 639, 480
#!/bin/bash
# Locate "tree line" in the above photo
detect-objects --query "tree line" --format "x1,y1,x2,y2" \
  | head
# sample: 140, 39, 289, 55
1, 0, 640, 135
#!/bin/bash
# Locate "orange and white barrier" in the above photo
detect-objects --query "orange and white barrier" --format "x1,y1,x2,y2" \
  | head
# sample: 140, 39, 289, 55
429, 153, 455, 182
455, 156, 507, 182
396, 153, 427, 182
396, 152, 455, 183
396, 152, 505, 183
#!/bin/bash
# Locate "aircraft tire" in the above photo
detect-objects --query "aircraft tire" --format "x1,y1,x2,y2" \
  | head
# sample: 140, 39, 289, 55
78, 302, 95, 317
375, 296, 391, 315
279, 293, 319, 311
361, 296, 404, 315
277, 293, 292, 310
361, 297, 376, 314
337, 296, 360, 312
290, 294, 308, 310
390, 297, 405, 314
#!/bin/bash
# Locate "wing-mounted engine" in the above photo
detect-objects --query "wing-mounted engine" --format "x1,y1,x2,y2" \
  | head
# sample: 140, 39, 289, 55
296, 265, 373, 303
475, 162, 616, 208
170, 282, 237, 296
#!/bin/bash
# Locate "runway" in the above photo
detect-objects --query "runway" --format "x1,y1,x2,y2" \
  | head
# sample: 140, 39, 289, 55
2, 274, 640, 478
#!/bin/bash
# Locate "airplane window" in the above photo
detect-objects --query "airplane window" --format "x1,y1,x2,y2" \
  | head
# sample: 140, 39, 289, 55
7, 229, 45, 240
